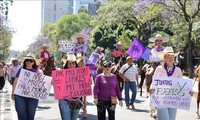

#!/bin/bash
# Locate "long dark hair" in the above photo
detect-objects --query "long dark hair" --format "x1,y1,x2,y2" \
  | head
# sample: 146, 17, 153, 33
22, 59, 38, 69
63, 61, 78, 69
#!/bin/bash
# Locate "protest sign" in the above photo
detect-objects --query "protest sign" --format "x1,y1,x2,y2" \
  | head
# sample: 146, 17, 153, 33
111, 50, 124, 57
150, 76, 193, 110
89, 52, 99, 64
14, 69, 52, 100
52, 66, 92, 99
58, 40, 74, 52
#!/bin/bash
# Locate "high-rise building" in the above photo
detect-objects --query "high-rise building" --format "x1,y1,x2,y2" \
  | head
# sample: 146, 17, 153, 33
41, 0, 69, 26
41, 0, 104, 26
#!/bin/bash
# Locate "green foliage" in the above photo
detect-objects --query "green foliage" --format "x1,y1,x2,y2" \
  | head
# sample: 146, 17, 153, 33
0, 26, 12, 61
0, 0, 13, 17
56, 12, 91, 40
78, 6, 87, 13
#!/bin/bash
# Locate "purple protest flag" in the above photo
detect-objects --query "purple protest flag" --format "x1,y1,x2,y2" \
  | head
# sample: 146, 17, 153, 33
89, 52, 99, 64
141, 47, 150, 60
126, 38, 146, 61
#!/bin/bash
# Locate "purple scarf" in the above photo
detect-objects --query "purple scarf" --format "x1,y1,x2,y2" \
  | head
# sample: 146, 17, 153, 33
156, 46, 163, 52
164, 63, 175, 77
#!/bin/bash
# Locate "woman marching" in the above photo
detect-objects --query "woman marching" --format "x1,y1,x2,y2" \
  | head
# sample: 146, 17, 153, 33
11, 53, 42, 120
150, 47, 193, 120
93, 60, 123, 120
57, 54, 83, 120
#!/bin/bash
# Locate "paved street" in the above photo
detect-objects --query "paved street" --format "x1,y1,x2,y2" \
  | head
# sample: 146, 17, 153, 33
0, 78, 199, 120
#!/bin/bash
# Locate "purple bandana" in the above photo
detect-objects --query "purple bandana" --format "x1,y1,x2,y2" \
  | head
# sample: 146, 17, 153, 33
156, 46, 163, 52
164, 63, 175, 77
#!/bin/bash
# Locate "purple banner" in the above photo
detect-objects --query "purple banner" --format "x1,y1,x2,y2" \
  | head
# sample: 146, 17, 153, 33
126, 38, 146, 61
141, 47, 150, 60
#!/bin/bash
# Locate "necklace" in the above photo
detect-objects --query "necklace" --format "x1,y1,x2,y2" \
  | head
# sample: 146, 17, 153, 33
164, 63, 175, 77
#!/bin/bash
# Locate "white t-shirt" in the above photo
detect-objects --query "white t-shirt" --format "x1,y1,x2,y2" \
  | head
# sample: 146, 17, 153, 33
150, 46, 165, 62
119, 63, 138, 82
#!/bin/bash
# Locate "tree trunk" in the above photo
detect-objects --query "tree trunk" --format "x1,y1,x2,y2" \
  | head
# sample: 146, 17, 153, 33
188, 22, 193, 78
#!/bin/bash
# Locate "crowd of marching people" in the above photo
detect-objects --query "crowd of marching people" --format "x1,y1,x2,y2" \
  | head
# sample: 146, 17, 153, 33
0, 32, 198, 120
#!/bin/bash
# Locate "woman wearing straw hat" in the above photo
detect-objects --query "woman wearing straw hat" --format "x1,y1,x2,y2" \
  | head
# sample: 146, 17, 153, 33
57, 54, 83, 120
150, 47, 193, 120
40, 44, 51, 68
70, 33, 89, 55
95, 46, 105, 60
11, 53, 43, 120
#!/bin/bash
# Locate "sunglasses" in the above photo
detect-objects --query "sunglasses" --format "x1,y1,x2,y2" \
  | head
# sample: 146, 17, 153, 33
25, 59, 34, 63
104, 65, 111, 68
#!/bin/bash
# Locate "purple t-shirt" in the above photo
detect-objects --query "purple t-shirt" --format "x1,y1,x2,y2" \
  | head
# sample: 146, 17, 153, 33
93, 73, 122, 101
15, 68, 38, 78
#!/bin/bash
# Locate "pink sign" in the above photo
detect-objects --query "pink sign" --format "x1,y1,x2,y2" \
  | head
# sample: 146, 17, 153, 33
52, 66, 92, 99
111, 50, 124, 57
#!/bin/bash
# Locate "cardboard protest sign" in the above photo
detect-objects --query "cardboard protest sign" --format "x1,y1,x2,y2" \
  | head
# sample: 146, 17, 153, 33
14, 69, 52, 100
58, 40, 74, 52
52, 66, 92, 99
150, 76, 193, 110
89, 52, 99, 64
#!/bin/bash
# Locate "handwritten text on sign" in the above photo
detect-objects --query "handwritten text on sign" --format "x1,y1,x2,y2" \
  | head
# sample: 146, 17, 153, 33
52, 66, 92, 99
150, 76, 193, 110
14, 69, 52, 100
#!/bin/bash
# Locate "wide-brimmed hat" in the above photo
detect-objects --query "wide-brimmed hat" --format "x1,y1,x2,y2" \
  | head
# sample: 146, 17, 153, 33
114, 41, 123, 46
66, 54, 77, 62
149, 34, 168, 43
23, 53, 36, 60
71, 33, 89, 42
157, 47, 179, 59
11, 58, 19, 61
23, 53, 39, 65
95, 46, 104, 52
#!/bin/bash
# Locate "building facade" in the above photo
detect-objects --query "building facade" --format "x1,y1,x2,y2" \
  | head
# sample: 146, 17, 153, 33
41, 0, 105, 25
41, 0, 69, 26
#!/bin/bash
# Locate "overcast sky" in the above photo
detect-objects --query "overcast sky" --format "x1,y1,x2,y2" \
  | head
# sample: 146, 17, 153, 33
8, 1, 41, 52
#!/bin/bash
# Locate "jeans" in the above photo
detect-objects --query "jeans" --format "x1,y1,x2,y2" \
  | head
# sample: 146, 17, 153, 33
97, 100, 116, 120
11, 77, 15, 85
58, 100, 80, 120
124, 81, 137, 107
157, 107, 177, 120
14, 95, 39, 120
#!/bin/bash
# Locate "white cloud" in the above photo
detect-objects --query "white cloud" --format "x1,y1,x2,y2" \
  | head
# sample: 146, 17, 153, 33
8, 1, 41, 52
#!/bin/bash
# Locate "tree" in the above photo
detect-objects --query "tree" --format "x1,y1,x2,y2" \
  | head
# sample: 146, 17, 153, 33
0, 0, 13, 61
78, 6, 88, 13
158, 0, 200, 78
56, 12, 91, 40
0, 0, 13, 17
